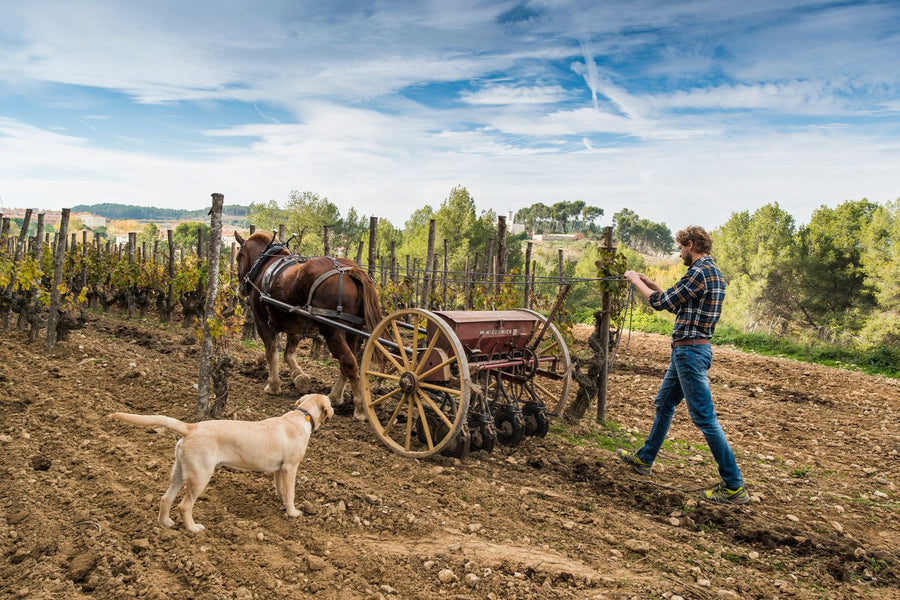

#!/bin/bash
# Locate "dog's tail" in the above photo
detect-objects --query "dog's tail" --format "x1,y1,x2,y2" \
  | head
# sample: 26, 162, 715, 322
109, 412, 192, 436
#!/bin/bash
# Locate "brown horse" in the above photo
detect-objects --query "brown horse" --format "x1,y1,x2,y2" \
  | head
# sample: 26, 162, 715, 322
235, 231, 383, 421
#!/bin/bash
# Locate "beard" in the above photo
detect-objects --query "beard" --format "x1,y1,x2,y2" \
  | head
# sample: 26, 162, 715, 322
682, 254, 692, 267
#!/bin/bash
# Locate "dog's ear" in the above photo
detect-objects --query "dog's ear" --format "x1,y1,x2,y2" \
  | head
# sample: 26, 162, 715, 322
320, 396, 334, 425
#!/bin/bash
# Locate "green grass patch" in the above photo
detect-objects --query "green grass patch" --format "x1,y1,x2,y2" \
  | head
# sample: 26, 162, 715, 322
552, 420, 635, 452
792, 465, 812, 478
623, 318, 899, 378
721, 551, 746, 565
713, 324, 899, 378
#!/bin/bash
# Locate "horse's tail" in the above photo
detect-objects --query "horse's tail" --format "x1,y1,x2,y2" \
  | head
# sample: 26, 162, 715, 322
350, 267, 384, 332
362, 273, 384, 331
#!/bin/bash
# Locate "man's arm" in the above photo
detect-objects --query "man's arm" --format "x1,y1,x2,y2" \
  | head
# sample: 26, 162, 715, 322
624, 270, 662, 302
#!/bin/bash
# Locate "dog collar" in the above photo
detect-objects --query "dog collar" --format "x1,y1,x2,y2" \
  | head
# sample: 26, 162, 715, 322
294, 407, 316, 431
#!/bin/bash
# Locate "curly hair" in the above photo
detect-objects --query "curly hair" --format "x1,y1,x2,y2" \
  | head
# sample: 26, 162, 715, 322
675, 226, 713, 255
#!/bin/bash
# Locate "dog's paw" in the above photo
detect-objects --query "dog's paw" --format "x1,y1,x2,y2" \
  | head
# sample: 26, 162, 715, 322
286, 508, 301, 518
159, 517, 176, 528
186, 523, 206, 533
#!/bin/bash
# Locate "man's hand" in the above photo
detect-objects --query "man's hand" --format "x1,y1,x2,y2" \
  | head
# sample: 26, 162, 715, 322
624, 270, 662, 302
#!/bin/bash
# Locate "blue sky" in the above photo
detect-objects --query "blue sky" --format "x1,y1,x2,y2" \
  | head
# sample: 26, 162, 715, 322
1, 0, 898, 231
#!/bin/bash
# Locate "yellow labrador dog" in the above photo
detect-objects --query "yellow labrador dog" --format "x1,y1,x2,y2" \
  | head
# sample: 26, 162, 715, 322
110, 393, 333, 533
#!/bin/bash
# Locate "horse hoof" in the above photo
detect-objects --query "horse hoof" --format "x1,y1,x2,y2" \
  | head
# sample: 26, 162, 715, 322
353, 411, 368, 422
293, 375, 311, 393
264, 384, 281, 395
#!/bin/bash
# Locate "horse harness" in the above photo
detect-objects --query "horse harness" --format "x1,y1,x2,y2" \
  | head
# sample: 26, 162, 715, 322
242, 240, 366, 327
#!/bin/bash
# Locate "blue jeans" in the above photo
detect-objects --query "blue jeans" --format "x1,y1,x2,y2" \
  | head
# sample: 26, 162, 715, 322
636, 345, 744, 489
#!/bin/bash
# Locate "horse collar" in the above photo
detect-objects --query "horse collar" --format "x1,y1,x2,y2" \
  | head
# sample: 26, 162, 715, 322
241, 241, 286, 295
294, 407, 316, 431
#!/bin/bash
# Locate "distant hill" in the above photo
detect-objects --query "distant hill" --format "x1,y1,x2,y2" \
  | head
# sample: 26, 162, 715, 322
71, 203, 251, 221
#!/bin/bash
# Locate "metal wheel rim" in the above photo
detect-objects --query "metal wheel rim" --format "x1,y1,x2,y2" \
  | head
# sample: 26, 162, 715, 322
517, 308, 572, 416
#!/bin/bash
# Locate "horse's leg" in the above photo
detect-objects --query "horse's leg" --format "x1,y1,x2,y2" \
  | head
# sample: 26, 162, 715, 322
258, 323, 281, 395
284, 333, 311, 393
323, 330, 367, 422
329, 369, 347, 407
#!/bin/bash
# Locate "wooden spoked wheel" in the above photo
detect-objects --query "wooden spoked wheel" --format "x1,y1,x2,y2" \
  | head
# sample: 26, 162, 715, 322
361, 308, 471, 458
517, 309, 572, 416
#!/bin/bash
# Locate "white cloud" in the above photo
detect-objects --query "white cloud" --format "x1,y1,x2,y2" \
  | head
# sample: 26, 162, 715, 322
460, 85, 569, 105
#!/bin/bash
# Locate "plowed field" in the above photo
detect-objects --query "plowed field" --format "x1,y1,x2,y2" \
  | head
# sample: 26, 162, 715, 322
1, 311, 897, 599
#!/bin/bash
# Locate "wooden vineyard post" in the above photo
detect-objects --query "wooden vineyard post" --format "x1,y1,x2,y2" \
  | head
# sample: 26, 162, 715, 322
524, 242, 533, 309
468, 253, 479, 309
389, 241, 396, 282
421, 218, 435, 308
197, 193, 226, 420
126, 232, 137, 318
81, 231, 88, 293
558, 248, 564, 285
163, 230, 174, 322
46, 208, 69, 352
26, 213, 46, 341
368, 216, 377, 279
486, 237, 495, 291
442, 239, 448, 309
596, 226, 616, 424
430, 255, 438, 306
323, 225, 330, 256
496, 215, 507, 294
564, 226, 616, 424
464, 255, 472, 309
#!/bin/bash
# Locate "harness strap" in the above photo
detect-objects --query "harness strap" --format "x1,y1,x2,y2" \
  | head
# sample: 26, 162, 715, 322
261, 255, 306, 294
245, 258, 367, 328
306, 262, 350, 317
242, 241, 291, 296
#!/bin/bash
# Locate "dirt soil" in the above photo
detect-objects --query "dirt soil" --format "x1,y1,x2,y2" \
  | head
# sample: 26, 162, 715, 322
1, 311, 897, 600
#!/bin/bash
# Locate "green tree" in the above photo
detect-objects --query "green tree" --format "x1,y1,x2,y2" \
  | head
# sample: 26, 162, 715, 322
712, 203, 797, 333
435, 186, 480, 270
173, 222, 212, 252
792, 199, 879, 336
249, 191, 340, 255
334, 207, 369, 258
283, 191, 340, 254
581, 205, 604, 234
613, 209, 675, 255
137, 222, 160, 247
372, 219, 403, 268
397, 205, 435, 265
859, 198, 900, 345
248, 199, 287, 233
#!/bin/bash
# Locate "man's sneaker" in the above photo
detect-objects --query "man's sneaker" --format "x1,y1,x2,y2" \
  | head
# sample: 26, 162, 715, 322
702, 482, 749, 505
617, 449, 651, 476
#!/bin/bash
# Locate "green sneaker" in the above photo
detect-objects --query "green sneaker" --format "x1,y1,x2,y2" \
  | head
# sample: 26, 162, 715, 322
702, 483, 749, 505
617, 449, 651, 476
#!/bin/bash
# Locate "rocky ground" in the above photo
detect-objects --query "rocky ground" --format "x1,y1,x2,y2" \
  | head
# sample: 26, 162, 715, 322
0, 310, 897, 599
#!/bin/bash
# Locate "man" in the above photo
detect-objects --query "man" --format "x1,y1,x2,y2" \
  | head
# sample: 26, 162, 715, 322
619, 226, 748, 504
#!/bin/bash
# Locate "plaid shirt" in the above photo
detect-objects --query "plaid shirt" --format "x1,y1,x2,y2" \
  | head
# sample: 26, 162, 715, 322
648, 256, 725, 341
